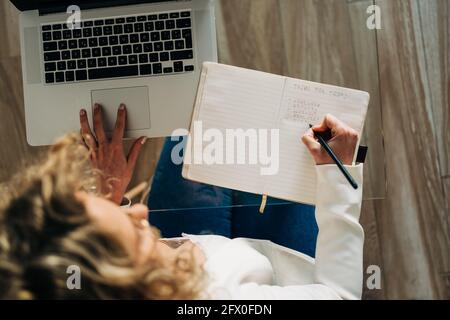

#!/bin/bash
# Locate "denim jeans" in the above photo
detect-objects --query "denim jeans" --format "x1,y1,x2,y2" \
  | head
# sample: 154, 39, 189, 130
148, 138, 319, 257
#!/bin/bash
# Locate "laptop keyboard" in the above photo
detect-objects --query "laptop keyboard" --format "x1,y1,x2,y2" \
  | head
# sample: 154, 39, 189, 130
41, 10, 195, 84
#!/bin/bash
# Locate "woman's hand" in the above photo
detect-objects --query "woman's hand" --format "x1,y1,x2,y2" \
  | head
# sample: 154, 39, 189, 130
79, 103, 147, 205
302, 114, 359, 166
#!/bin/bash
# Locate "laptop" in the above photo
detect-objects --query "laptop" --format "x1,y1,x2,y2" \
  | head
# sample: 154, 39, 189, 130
10, 0, 218, 146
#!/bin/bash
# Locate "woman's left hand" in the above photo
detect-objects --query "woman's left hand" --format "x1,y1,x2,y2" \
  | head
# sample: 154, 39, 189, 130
79, 103, 146, 205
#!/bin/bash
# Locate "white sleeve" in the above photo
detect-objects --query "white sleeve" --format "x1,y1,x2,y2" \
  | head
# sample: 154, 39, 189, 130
313, 164, 364, 300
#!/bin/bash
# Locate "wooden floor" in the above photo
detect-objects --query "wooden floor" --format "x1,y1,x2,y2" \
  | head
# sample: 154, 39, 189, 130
0, 0, 448, 299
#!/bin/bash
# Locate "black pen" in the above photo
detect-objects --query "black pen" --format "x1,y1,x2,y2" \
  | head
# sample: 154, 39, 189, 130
309, 124, 359, 190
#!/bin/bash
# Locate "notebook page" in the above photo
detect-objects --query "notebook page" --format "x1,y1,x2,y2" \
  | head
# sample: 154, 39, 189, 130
184, 63, 286, 194
268, 78, 370, 204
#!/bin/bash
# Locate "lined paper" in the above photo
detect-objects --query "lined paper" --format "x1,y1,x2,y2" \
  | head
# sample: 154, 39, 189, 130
183, 63, 370, 205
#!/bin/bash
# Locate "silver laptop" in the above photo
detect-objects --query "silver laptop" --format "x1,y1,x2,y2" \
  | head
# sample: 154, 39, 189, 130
11, 0, 218, 146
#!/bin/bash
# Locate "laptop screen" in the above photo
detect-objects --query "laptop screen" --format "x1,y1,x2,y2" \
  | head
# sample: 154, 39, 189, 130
10, 0, 175, 12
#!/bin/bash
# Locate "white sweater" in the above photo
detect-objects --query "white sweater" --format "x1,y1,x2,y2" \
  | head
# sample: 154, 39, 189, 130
183, 164, 364, 300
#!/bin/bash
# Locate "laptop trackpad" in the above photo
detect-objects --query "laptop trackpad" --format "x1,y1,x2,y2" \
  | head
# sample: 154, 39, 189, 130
91, 86, 151, 133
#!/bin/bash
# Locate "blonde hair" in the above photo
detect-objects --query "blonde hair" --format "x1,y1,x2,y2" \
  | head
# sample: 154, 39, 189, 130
0, 134, 205, 299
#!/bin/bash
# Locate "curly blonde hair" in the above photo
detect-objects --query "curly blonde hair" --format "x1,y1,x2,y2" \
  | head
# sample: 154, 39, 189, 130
0, 134, 206, 299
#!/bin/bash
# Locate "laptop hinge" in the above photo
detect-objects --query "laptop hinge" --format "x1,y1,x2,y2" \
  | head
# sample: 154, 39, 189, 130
38, 1, 181, 16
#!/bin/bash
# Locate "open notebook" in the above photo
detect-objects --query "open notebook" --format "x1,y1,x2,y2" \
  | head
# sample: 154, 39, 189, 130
182, 63, 370, 205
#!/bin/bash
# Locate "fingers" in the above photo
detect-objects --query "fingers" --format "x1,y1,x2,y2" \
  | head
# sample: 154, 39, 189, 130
79, 109, 94, 138
112, 104, 127, 145
301, 129, 321, 154
125, 204, 149, 221
93, 103, 107, 146
127, 137, 147, 173
313, 114, 343, 133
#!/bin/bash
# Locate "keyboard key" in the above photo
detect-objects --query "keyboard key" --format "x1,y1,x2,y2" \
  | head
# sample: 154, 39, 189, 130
77, 59, 87, 69
43, 41, 57, 51
94, 20, 104, 26
174, 61, 183, 72
124, 24, 133, 33
153, 63, 162, 74
105, 19, 115, 25
88, 58, 97, 68
175, 40, 184, 50
42, 25, 52, 31
181, 11, 191, 17
159, 13, 169, 19
45, 62, 56, 72
161, 31, 171, 41
160, 52, 169, 62
133, 44, 143, 54
62, 50, 71, 60
42, 32, 52, 41
53, 31, 62, 40
123, 45, 132, 54
65, 71, 75, 81
73, 29, 82, 38
57, 61, 66, 70
170, 12, 180, 19
89, 38, 98, 47
114, 25, 123, 34
170, 50, 193, 61
165, 20, 175, 29
83, 28, 92, 37
115, 18, 125, 24
92, 48, 101, 57
155, 21, 165, 30
55, 72, 65, 82
154, 42, 163, 51
93, 27, 102, 36
128, 55, 138, 64
82, 49, 91, 58
130, 34, 139, 43
149, 53, 159, 62
72, 50, 81, 59
164, 67, 173, 73
137, 16, 147, 22
53, 24, 62, 30
76, 70, 88, 81
126, 17, 136, 23
108, 57, 117, 66
103, 26, 113, 35
151, 32, 160, 41
118, 56, 128, 65
145, 22, 154, 32
99, 37, 108, 46
182, 29, 192, 38
185, 36, 192, 49
172, 30, 181, 39
148, 15, 157, 21
120, 35, 129, 44
89, 66, 139, 80
139, 54, 148, 63
98, 57, 107, 67
140, 33, 150, 42
176, 18, 191, 28
45, 72, 55, 83
112, 46, 122, 55
67, 60, 77, 70
140, 64, 152, 75
134, 23, 143, 33
143, 43, 153, 52
44, 51, 61, 61
102, 47, 112, 56
63, 30, 72, 39
79, 39, 88, 48
164, 41, 174, 51
68, 40, 78, 49
84, 21, 93, 27
109, 36, 119, 45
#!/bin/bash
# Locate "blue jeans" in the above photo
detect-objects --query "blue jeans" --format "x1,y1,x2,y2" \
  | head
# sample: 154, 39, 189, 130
148, 138, 319, 257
